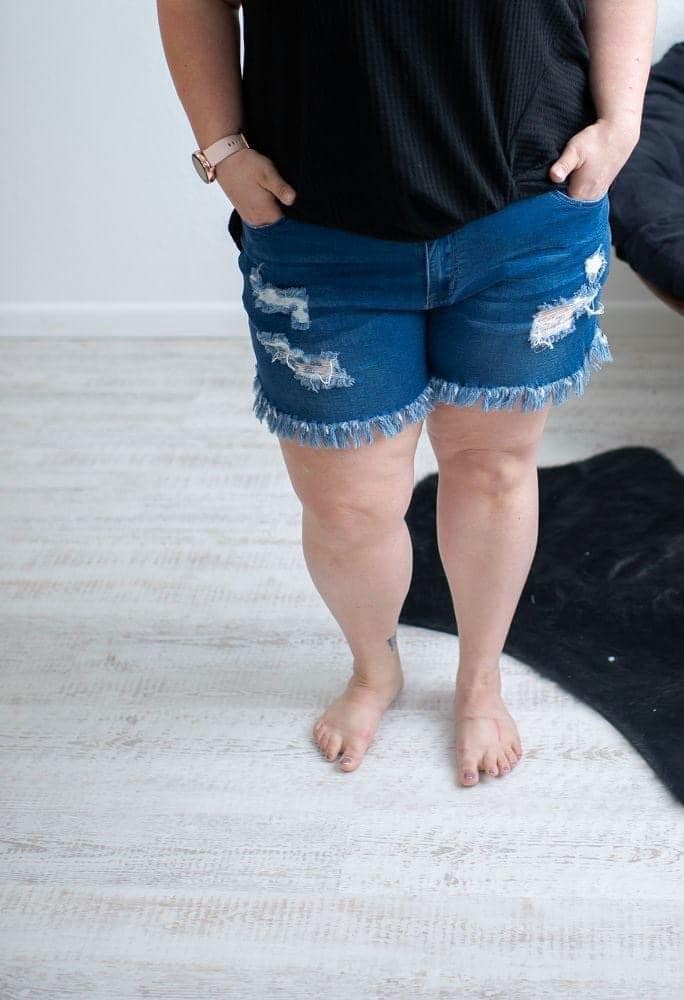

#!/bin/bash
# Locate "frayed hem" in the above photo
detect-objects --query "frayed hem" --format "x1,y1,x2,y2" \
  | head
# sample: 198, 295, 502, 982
252, 377, 434, 448
251, 326, 615, 442
429, 326, 614, 413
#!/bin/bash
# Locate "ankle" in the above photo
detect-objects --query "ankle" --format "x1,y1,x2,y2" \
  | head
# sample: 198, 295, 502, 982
349, 657, 404, 697
455, 666, 502, 699
352, 637, 401, 674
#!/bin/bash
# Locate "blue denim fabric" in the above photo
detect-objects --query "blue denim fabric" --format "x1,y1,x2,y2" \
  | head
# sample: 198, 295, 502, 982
235, 188, 613, 448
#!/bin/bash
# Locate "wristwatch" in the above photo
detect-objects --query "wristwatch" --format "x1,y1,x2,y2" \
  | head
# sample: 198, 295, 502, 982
192, 132, 250, 183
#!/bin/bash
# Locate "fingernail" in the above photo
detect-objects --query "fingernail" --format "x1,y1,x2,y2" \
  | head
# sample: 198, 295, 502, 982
283, 191, 296, 204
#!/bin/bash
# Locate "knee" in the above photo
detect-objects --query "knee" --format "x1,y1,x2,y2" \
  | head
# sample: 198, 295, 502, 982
445, 447, 536, 497
303, 492, 410, 546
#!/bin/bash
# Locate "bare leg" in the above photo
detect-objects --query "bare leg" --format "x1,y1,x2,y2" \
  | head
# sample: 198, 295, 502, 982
278, 420, 423, 771
425, 400, 553, 786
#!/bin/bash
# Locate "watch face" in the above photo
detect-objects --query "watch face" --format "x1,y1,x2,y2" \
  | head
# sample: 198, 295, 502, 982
192, 152, 211, 183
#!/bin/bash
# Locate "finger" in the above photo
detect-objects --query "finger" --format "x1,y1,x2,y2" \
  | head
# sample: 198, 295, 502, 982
549, 140, 583, 183
260, 163, 297, 205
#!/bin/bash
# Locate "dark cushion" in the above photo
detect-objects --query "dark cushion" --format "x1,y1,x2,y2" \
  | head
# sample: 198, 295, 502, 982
609, 42, 684, 301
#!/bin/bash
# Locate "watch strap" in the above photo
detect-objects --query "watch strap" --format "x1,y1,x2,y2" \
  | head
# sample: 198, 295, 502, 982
203, 132, 250, 167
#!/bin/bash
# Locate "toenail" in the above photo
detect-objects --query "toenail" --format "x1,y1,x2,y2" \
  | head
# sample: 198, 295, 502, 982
464, 771, 476, 780
488, 769, 497, 775
340, 756, 352, 765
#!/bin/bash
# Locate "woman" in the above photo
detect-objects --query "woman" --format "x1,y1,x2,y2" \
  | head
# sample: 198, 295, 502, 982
157, 1, 655, 786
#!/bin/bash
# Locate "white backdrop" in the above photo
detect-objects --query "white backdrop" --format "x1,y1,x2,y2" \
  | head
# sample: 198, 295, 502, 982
1, 0, 682, 336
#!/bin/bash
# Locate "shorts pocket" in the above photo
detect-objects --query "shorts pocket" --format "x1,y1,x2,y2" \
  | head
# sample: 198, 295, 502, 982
551, 188, 609, 207
241, 213, 293, 231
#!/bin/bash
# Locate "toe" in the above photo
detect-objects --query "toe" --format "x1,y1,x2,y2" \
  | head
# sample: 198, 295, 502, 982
504, 748, 518, 769
326, 733, 343, 761
512, 740, 523, 757
339, 739, 369, 772
497, 753, 511, 776
339, 752, 362, 772
318, 731, 331, 756
483, 750, 499, 776
459, 758, 480, 786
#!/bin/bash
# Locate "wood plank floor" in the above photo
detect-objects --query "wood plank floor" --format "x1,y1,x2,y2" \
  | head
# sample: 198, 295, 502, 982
1, 319, 683, 999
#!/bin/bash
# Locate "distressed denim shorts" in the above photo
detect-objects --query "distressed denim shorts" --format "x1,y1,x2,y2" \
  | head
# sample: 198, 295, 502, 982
235, 187, 613, 449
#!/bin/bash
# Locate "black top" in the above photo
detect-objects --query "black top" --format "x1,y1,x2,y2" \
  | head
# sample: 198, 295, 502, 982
228, 0, 597, 249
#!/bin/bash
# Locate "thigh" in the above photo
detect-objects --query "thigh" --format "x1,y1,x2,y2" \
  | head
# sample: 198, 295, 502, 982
278, 417, 424, 523
238, 217, 430, 449
426, 396, 553, 462
426, 190, 613, 413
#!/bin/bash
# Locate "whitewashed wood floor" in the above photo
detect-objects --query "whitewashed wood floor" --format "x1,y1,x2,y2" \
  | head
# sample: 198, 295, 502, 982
1, 315, 683, 999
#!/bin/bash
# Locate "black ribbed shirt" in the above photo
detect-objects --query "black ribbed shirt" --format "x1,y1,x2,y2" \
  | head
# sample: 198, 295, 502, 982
228, 0, 597, 248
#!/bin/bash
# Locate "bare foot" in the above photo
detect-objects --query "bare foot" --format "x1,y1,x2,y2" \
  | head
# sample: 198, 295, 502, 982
453, 675, 523, 787
313, 636, 404, 772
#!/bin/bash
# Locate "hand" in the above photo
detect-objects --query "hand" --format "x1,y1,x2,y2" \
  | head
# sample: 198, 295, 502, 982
549, 116, 640, 199
215, 147, 297, 226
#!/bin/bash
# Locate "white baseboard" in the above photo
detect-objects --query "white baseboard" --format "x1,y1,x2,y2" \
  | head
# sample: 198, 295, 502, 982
0, 298, 670, 338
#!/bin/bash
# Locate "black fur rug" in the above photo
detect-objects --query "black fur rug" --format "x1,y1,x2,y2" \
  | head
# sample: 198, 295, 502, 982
399, 446, 684, 804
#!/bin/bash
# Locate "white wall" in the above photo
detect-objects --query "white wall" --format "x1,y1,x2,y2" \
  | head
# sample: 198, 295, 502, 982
1, 0, 683, 336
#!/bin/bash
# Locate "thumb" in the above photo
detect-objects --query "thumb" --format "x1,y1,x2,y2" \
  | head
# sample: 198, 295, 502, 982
549, 140, 582, 183
262, 163, 297, 205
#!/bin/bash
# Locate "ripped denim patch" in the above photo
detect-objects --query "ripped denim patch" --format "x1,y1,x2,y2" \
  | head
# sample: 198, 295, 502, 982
249, 262, 310, 330
529, 245, 608, 351
249, 263, 354, 392
255, 330, 355, 392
